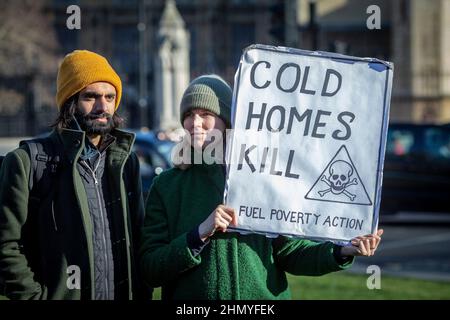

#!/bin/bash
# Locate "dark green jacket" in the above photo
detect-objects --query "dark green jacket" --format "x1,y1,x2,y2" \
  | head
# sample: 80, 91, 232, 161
140, 162, 353, 300
0, 128, 145, 300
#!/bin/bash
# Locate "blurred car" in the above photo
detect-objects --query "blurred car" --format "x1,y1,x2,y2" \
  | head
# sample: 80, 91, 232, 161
131, 130, 176, 195
380, 123, 450, 215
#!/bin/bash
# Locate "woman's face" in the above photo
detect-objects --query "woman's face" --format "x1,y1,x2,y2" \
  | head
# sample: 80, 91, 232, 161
183, 108, 226, 149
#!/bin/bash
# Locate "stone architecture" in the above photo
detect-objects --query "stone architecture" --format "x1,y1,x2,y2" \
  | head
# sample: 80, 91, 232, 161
1, 0, 449, 136
296, 0, 450, 124
154, 0, 190, 130
391, 0, 450, 123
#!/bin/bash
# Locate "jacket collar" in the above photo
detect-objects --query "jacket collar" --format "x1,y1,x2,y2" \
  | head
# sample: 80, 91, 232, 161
51, 128, 136, 163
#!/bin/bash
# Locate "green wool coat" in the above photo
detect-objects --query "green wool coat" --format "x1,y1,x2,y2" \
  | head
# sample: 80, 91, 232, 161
0, 128, 144, 300
140, 162, 353, 300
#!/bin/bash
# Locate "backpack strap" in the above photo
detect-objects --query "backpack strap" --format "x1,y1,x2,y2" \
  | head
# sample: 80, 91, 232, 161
20, 137, 61, 196
25, 140, 39, 191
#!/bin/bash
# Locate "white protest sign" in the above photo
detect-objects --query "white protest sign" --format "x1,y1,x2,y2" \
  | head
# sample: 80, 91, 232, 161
224, 44, 393, 242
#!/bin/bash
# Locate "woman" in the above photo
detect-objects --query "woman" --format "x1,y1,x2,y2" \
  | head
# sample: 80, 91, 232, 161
140, 74, 383, 300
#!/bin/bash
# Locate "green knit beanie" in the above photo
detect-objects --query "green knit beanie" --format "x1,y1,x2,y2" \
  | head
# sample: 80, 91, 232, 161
180, 74, 232, 127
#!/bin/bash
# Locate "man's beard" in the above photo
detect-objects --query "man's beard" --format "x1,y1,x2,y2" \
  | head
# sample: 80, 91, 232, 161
74, 110, 114, 135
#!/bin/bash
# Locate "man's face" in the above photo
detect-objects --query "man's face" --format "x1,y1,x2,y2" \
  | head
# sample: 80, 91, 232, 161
75, 82, 116, 135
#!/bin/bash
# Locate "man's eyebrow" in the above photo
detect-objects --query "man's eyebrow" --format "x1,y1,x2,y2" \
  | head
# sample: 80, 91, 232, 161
81, 91, 101, 97
82, 91, 116, 97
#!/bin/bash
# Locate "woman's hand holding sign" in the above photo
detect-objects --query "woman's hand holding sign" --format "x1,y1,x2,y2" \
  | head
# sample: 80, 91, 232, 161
341, 229, 384, 257
199, 205, 237, 242
197, 204, 384, 258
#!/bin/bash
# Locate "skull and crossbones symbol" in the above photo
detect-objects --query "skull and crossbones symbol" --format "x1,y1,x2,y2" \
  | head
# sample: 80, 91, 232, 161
318, 160, 358, 201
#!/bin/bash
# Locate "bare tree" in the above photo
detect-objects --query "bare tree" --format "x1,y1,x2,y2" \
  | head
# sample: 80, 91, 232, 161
0, 0, 59, 116
0, 0, 59, 76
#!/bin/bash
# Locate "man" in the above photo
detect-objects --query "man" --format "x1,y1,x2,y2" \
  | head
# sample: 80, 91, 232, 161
0, 50, 146, 300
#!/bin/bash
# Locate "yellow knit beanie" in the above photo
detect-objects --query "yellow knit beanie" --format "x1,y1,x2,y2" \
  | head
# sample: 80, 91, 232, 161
56, 50, 122, 110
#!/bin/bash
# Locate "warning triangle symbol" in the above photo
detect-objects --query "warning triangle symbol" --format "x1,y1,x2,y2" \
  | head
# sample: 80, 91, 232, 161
305, 145, 372, 205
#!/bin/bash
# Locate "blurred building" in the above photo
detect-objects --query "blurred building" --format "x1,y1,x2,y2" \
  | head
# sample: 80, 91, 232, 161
0, 0, 449, 137
48, 0, 450, 128
295, 0, 450, 124
391, 0, 450, 123
50, 0, 279, 132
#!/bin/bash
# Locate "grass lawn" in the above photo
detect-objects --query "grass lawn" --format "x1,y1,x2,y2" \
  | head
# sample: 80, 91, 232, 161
287, 271, 450, 300
151, 271, 450, 300
2, 272, 449, 300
